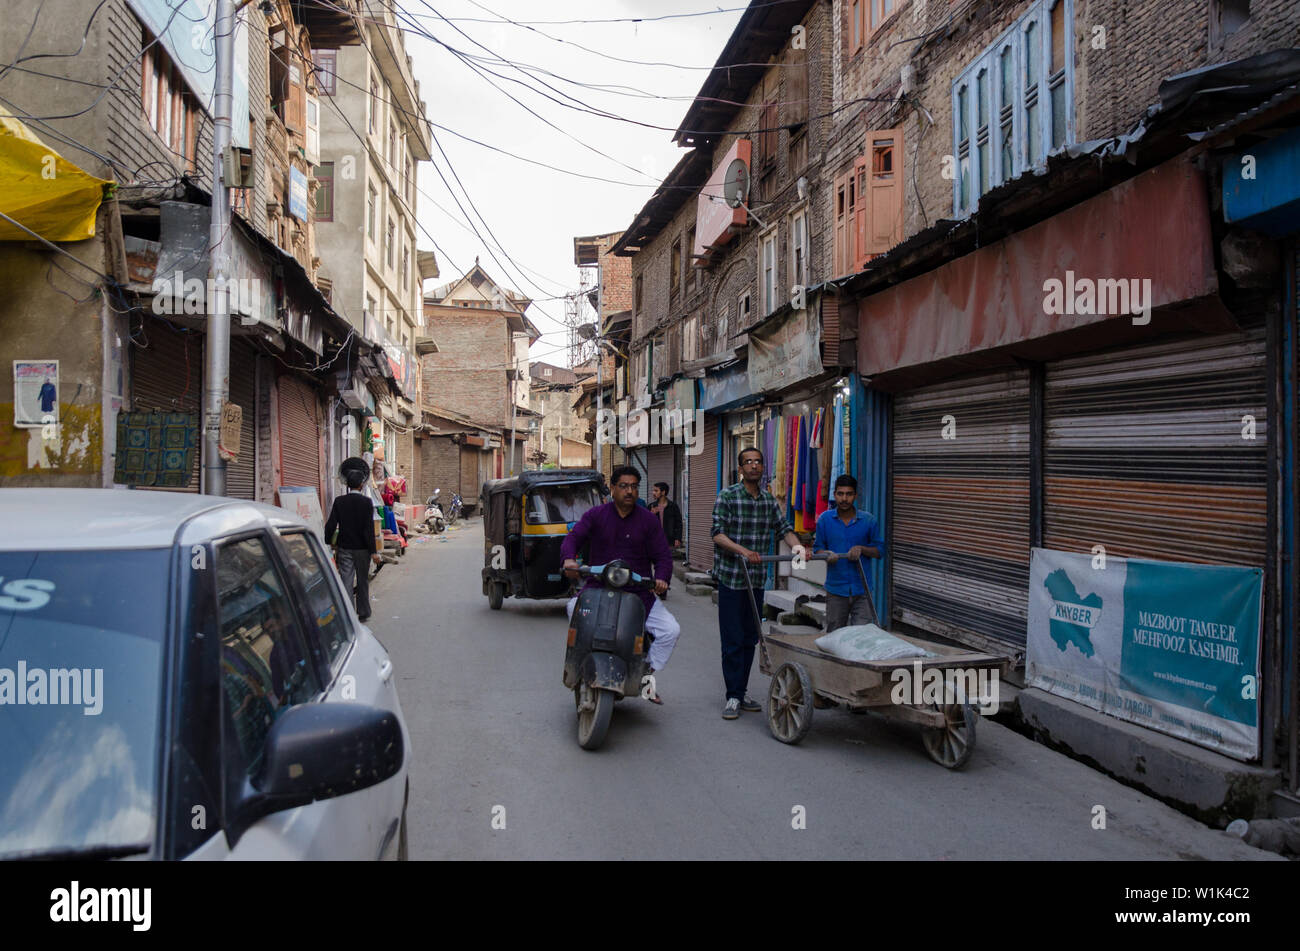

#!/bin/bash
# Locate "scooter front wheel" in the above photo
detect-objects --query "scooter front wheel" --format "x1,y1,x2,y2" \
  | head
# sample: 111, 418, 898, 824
575, 684, 615, 750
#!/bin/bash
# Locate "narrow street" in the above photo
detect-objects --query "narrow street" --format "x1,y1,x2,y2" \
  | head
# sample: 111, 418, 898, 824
369, 520, 1273, 861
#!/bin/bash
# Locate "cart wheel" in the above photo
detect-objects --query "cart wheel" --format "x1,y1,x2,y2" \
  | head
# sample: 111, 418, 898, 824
767, 662, 814, 744
921, 702, 977, 769
487, 582, 505, 610
576, 684, 615, 750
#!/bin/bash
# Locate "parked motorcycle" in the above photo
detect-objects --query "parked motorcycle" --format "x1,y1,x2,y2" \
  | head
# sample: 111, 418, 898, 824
447, 492, 463, 525
561, 560, 655, 751
424, 490, 446, 534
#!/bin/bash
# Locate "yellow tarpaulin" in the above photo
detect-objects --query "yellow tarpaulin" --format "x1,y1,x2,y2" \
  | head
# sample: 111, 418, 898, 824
0, 109, 112, 242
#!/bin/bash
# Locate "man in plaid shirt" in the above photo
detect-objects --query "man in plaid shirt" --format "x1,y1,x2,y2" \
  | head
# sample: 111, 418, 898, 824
712, 446, 805, 719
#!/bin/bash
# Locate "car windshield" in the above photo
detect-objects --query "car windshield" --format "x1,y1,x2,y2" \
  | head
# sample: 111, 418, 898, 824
525, 484, 602, 524
0, 549, 169, 859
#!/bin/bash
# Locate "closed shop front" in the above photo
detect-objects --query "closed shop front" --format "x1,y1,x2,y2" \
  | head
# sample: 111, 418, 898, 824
226, 339, 258, 500
277, 374, 322, 506
460, 444, 491, 502
1044, 326, 1268, 567
891, 369, 1031, 651
130, 319, 203, 492
647, 444, 677, 501
687, 416, 719, 572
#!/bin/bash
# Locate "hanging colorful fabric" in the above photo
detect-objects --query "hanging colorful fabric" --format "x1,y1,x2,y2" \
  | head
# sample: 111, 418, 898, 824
815, 478, 829, 518
804, 434, 819, 522
830, 398, 845, 488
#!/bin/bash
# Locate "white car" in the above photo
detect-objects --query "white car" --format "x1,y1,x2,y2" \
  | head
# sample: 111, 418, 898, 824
0, 489, 410, 860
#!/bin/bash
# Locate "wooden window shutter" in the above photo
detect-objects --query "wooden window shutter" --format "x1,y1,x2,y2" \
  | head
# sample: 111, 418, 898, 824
852, 155, 868, 271
833, 171, 849, 278
864, 127, 904, 257
286, 54, 306, 132
270, 45, 289, 113
784, 39, 808, 127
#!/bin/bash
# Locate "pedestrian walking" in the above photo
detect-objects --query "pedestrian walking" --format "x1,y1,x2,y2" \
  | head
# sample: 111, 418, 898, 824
325, 459, 382, 621
711, 447, 805, 719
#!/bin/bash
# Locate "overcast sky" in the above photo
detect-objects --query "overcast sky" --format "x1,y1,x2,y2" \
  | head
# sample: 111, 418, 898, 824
399, 0, 747, 367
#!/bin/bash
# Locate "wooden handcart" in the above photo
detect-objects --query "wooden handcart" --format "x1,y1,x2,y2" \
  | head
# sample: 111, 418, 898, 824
744, 554, 1009, 769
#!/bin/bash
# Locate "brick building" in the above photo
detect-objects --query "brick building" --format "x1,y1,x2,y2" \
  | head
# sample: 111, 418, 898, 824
818, 0, 1300, 813
527, 362, 590, 467
615, 0, 836, 554
417, 263, 541, 508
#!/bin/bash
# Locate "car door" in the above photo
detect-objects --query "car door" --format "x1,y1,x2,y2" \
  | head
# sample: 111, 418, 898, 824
198, 530, 362, 860
273, 528, 407, 858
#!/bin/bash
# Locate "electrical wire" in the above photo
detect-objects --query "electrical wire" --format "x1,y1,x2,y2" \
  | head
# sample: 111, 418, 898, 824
459, 0, 808, 72
434, 1, 800, 26
337, 4, 579, 304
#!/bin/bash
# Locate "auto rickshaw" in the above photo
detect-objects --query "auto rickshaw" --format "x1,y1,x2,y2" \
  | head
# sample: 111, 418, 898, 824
480, 469, 607, 609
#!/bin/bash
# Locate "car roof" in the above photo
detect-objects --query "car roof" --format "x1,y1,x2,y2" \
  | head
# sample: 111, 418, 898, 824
0, 488, 313, 551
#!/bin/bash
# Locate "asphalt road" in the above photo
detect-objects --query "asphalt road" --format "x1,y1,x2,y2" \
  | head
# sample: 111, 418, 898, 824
369, 519, 1274, 861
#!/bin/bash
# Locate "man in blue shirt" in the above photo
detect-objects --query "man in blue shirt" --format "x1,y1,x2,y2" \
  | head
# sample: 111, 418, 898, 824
812, 475, 885, 632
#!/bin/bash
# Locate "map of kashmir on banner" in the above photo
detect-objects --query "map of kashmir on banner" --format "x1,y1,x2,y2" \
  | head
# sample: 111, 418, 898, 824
1026, 548, 1263, 761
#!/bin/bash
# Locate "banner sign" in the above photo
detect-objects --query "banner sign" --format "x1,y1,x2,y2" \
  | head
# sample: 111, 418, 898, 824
698, 362, 753, 412
1027, 548, 1263, 761
288, 166, 309, 222
748, 300, 822, 394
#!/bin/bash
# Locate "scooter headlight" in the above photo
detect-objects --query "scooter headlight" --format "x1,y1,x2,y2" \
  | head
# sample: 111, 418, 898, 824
603, 564, 631, 589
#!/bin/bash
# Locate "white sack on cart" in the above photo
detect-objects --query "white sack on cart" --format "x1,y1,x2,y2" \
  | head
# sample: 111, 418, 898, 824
815, 624, 935, 662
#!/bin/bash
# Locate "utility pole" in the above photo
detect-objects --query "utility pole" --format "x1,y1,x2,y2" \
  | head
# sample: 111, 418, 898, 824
508, 357, 518, 475
594, 249, 604, 477
202, 0, 235, 495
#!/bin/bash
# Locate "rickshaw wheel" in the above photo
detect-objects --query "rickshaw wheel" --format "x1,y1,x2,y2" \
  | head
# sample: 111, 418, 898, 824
576, 683, 614, 750
921, 702, 977, 769
767, 662, 813, 744
487, 581, 505, 610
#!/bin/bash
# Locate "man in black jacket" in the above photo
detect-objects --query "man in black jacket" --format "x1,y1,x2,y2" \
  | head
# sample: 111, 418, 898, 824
324, 468, 382, 621
650, 481, 683, 550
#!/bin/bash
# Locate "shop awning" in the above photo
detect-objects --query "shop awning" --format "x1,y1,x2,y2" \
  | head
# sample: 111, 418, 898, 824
857, 156, 1222, 388
0, 110, 112, 242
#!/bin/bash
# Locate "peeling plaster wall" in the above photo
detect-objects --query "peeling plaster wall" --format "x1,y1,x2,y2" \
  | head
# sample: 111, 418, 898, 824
0, 240, 109, 486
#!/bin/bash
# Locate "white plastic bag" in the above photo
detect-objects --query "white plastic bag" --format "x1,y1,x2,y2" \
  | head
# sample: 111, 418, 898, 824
814, 623, 934, 662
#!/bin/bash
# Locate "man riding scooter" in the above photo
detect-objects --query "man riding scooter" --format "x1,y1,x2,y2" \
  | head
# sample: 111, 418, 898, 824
561, 465, 680, 702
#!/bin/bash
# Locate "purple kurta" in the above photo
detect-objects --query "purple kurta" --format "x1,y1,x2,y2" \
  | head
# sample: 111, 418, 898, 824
560, 500, 673, 618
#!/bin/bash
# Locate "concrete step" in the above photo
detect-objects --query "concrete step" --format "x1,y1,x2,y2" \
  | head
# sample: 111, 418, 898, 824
795, 598, 827, 628
763, 589, 800, 614
685, 583, 714, 597
787, 577, 826, 599
684, 571, 715, 586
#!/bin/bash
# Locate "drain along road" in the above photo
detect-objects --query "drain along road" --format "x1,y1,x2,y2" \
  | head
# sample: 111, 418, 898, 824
369, 519, 1271, 861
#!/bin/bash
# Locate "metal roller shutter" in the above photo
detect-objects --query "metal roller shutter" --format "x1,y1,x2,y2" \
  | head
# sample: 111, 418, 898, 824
687, 416, 719, 572
892, 369, 1031, 648
278, 375, 322, 506
1044, 328, 1268, 567
226, 339, 257, 500
130, 319, 203, 493
647, 444, 675, 500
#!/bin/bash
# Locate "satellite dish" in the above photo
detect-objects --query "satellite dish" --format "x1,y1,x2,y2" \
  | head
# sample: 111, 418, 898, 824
723, 158, 750, 209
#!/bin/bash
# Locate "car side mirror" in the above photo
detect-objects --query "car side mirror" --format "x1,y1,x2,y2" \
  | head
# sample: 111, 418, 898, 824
231, 703, 404, 837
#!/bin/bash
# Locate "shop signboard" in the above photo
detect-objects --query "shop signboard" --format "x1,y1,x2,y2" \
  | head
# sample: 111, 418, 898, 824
1027, 548, 1263, 761
699, 362, 753, 412
748, 301, 822, 394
